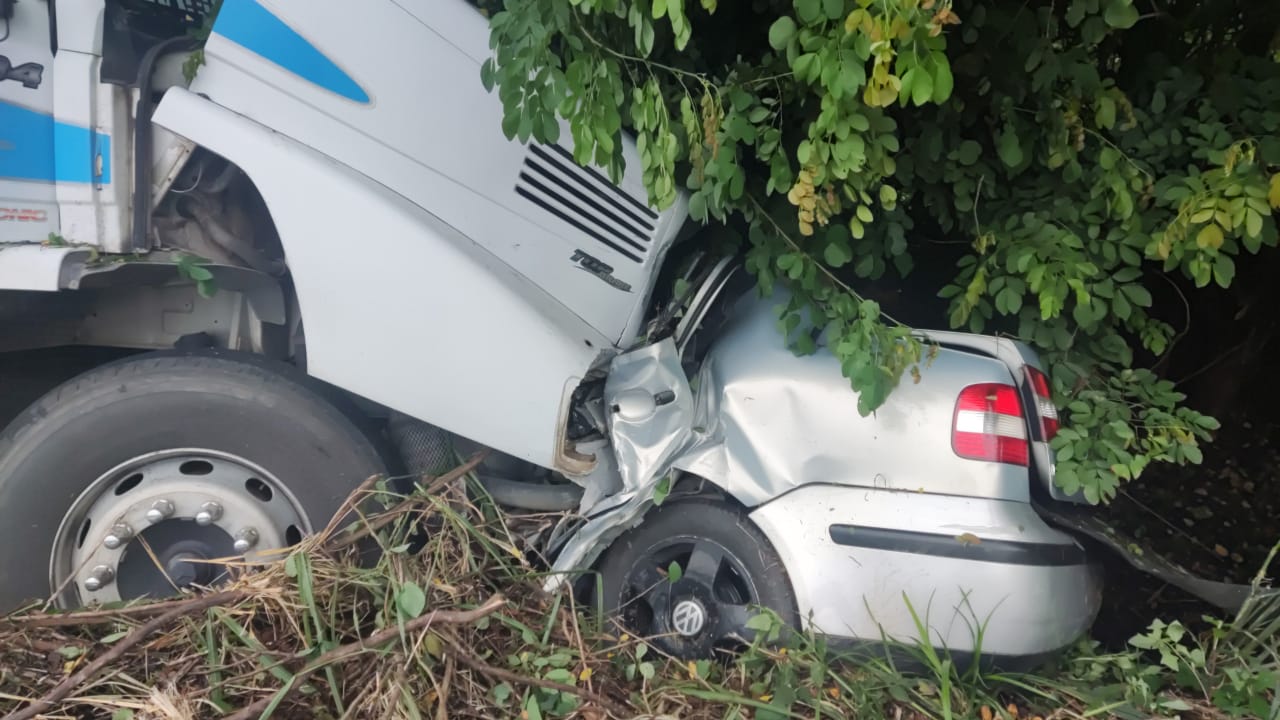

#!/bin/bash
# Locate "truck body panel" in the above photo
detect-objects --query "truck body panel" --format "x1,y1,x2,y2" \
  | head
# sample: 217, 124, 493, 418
154, 88, 608, 470
191, 0, 687, 348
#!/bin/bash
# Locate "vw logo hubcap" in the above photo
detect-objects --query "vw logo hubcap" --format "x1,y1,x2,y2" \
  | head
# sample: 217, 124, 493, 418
671, 599, 707, 637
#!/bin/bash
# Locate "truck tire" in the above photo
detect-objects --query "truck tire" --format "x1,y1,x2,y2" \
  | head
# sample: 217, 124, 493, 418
598, 500, 799, 659
0, 352, 390, 611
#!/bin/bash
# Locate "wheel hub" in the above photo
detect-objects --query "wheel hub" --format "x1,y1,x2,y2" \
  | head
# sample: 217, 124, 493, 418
671, 598, 707, 637
165, 552, 204, 587
51, 450, 309, 607
621, 536, 762, 659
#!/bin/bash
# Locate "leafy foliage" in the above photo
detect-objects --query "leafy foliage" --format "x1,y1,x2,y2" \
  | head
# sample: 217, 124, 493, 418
1071, 543, 1280, 720
175, 253, 218, 298
481, 0, 1280, 502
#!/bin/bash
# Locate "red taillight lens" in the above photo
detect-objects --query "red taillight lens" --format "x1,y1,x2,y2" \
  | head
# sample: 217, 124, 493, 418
1025, 367, 1059, 441
952, 383, 1028, 466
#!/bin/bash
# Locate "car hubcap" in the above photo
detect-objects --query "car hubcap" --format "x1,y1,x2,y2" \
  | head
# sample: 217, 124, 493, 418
671, 599, 707, 637
620, 536, 761, 658
51, 449, 309, 607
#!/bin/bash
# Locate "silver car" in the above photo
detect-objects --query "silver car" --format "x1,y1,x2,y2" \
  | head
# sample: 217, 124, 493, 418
552, 259, 1102, 663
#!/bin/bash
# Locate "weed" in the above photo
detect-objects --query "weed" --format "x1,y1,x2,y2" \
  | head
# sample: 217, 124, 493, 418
0, 463, 1274, 719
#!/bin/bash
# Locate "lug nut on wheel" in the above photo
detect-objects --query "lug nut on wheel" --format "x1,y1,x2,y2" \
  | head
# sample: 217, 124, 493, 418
233, 528, 259, 554
195, 502, 223, 526
102, 523, 134, 550
83, 565, 115, 592
145, 499, 176, 524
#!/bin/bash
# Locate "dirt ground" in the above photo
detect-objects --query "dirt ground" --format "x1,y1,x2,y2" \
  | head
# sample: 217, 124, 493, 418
1093, 411, 1279, 645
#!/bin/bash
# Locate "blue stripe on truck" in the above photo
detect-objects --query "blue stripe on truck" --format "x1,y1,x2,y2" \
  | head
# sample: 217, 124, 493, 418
0, 101, 111, 184
213, 0, 371, 104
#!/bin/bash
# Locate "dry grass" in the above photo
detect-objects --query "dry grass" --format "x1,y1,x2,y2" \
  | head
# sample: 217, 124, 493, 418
0, 457, 1273, 720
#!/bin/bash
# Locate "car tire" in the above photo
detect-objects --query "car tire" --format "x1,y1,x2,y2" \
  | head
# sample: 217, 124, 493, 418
598, 500, 798, 659
0, 351, 390, 612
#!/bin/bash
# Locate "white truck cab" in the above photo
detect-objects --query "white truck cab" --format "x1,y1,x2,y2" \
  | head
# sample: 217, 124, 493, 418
0, 0, 1128, 664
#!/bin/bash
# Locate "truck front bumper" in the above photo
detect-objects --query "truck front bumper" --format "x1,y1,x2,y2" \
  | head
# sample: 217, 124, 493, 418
749, 484, 1102, 663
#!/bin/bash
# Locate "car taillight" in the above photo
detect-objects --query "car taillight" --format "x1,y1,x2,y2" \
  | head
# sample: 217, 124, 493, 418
1025, 366, 1059, 441
952, 383, 1028, 466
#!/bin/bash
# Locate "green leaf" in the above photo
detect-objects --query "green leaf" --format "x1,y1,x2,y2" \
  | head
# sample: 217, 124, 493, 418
480, 59, 496, 92
911, 66, 934, 107
822, 0, 843, 20
541, 113, 560, 143
768, 16, 797, 50
493, 683, 513, 704
1151, 89, 1166, 114
667, 561, 683, 583
797, 139, 813, 164
1065, 0, 1087, 27
1213, 254, 1236, 288
824, 238, 853, 267
524, 695, 544, 720
653, 0, 668, 18
1245, 209, 1263, 239
1112, 291, 1131, 320
746, 613, 775, 631
998, 127, 1024, 167
1110, 420, 1135, 440
1112, 267, 1141, 283
1121, 284, 1152, 307
1081, 15, 1107, 43
957, 140, 981, 165
1095, 96, 1116, 129
931, 58, 954, 103
996, 287, 1023, 315
1196, 223, 1225, 250
795, 0, 822, 24
879, 184, 897, 210
898, 68, 917, 106
1103, 0, 1140, 29
396, 582, 427, 618
792, 53, 817, 83
653, 474, 672, 505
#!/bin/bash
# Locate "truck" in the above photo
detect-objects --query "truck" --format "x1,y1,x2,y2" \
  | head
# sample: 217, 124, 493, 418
1, 0, 1250, 664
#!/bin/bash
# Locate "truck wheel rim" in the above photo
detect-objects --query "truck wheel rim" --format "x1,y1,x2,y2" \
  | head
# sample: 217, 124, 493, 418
50, 449, 310, 607
619, 536, 762, 658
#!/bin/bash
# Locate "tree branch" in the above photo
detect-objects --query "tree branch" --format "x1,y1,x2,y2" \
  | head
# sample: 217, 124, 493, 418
224, 594, 508, 720
2, 590, 248, 720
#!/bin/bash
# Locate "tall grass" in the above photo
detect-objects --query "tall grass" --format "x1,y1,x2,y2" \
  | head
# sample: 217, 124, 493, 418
0, 463, 1274, 719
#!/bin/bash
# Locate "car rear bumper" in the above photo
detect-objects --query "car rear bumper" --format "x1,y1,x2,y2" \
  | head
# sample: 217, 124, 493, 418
749, 484, 1102, 660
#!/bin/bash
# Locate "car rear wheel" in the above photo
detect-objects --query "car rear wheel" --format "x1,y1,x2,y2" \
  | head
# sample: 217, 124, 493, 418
0, 352, 390, 611
597, 500, 798, 659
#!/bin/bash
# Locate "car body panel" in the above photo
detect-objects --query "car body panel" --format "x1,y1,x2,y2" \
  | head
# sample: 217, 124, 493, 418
750, 483, 1101, 657
674, 291, 1032, 506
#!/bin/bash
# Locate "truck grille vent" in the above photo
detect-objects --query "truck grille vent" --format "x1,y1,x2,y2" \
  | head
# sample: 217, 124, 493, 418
516, 144, 658, 264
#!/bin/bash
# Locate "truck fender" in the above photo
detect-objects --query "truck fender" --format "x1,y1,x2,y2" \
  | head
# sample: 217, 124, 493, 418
151, 89, 605, 470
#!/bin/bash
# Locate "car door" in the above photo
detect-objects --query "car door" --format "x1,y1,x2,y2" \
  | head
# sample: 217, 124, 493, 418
0, 0, 58, 243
